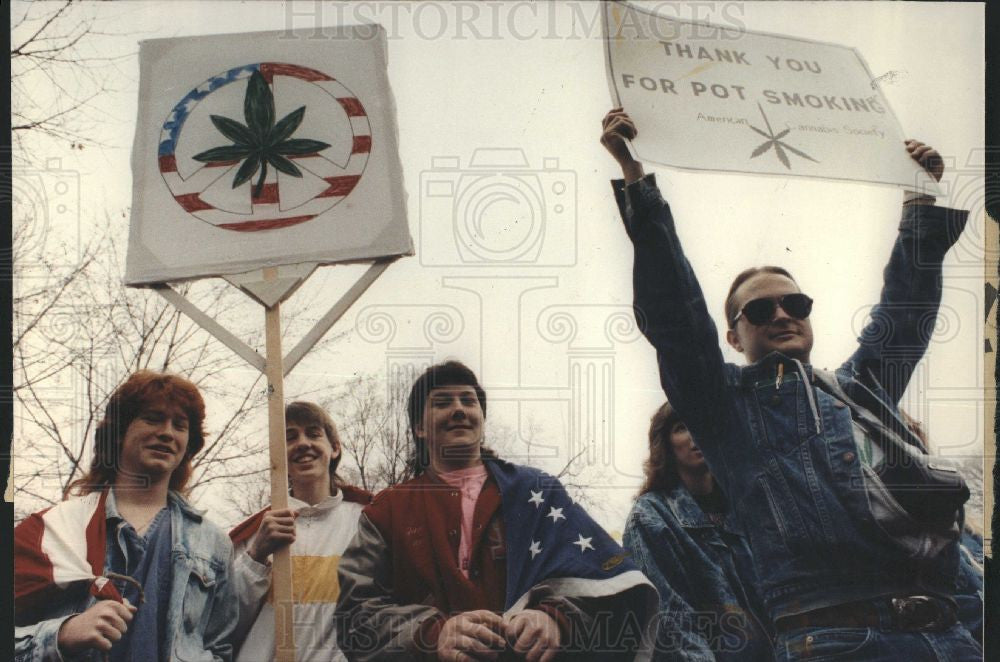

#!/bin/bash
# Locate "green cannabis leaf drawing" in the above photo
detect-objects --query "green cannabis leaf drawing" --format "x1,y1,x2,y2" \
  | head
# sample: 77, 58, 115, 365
192, 70, 331, 198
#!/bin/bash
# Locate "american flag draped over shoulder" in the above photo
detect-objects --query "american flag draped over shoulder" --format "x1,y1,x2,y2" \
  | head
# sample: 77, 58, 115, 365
14, 490, 124, 624
486, 459, 655, 614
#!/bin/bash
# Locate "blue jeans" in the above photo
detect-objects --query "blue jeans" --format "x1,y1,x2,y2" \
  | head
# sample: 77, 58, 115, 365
777, 624, 982, 661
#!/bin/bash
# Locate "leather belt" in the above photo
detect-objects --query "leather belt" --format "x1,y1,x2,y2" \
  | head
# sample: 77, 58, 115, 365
775, 595, 957, 634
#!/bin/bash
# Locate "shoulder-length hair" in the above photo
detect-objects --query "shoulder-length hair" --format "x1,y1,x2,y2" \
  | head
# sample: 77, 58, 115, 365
66, 371, 206, 497
638, 401, 683, 496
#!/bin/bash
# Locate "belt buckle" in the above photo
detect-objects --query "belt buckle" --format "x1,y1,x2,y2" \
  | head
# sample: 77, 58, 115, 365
891, 596, 944, 632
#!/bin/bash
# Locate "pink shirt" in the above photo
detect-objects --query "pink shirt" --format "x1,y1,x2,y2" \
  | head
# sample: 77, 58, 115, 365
437, 464, 489, 577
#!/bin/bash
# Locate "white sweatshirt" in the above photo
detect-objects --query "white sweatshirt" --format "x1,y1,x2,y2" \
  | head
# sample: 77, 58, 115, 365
232, 491, 365, 662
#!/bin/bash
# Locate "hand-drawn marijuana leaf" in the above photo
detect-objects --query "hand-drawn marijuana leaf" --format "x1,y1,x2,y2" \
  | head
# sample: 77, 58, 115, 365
747, 103, 818, 169
192, 69, 331, 198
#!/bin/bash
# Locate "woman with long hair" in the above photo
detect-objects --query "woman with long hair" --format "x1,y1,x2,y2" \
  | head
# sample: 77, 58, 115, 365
624, 402, 773, 661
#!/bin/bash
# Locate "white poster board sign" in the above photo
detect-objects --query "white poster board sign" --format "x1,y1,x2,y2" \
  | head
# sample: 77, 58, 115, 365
602, 1, 941, 193
126, 25, 412, 285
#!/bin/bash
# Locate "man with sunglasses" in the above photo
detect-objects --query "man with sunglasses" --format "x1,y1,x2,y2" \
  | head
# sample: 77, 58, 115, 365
601, 108, 980, 661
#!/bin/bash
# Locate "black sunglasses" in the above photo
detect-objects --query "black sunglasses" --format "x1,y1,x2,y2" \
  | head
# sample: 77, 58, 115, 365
731, 293, 813, 327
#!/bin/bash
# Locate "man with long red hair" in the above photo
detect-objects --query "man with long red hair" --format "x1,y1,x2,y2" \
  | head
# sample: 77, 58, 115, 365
14, 370, 236, 660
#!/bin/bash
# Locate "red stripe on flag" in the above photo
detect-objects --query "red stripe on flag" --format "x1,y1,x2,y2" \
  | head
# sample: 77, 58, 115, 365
13, 510, 55, 605
86, 490, 110, 577
90, 577, 124, 603
158, 154, 178, 173
218, 215, 316, 232
319, 175, 361, 198
252, 183, 280, 205
259, 63, 333, 84
337, 97, 366, 116
175, 193, 214, 212
230, 507, 270, 546
352, 136, 372, 154
14, 492, 110, 621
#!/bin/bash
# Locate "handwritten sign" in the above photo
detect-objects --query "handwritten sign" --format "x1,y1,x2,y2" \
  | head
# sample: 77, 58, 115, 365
602, 1, 941, 192
126, 25, 412, 285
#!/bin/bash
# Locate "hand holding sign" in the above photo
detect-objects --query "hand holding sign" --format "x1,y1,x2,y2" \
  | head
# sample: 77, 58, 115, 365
602, 1, 942, 194
600, 108, 644, 183
905, 139, 944, 182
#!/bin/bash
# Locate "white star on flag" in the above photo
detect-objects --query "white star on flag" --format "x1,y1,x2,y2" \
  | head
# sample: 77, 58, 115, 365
572, 533, 594, 553
546, 506, 565, 523
529, 540, 542, 559
528, 490, 544, 508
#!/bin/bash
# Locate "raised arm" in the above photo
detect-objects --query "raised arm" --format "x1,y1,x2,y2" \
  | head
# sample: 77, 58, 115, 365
602, 109, 731, 443
845, 140, 969, 403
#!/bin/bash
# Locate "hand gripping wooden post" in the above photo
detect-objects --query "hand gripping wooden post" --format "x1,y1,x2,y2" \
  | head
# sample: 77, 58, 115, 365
151, 257, 395, 660
263, 267, 294, 661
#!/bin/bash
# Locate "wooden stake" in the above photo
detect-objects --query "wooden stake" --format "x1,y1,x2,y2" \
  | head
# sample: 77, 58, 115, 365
282, 258, 394, 376
146, 260, 399, 658
151, 284, 266, 372
264, 268, 295, 662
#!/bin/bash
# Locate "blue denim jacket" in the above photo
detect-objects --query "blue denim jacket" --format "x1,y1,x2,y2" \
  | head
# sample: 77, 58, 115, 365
14, 490, 237, 662
955, 527, 984, 642
624, 486, 773, 660
615, 174, 969, 623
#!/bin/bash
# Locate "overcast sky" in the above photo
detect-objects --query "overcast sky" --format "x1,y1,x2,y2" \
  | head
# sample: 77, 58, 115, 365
12, 1, 986, 533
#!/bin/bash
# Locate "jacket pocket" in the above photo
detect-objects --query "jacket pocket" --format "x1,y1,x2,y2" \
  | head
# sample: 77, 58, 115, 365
752, 379, 819, 453
782, 626, 875, 661
182, 559, 218, 634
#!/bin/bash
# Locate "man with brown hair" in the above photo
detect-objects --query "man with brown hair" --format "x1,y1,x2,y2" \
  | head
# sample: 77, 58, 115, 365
602, 107, 980, 660
337, 360, 657, 661
229, 401, 371, 662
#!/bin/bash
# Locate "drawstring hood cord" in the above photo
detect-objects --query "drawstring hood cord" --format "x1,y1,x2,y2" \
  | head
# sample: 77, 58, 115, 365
786, 359, 822, 433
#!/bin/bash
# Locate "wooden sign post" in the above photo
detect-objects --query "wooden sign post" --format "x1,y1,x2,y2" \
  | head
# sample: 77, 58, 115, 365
150, 257, 395, 658
127, 26, 411, 659
263, 268, 294, 661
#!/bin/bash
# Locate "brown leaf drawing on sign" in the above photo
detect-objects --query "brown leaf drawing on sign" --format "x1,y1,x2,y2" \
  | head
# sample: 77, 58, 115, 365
747, 103, 819, 170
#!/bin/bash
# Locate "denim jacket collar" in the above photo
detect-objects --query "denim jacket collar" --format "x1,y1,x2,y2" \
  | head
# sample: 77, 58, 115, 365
735, 351, 815, 387
105, 487, 203, 527
658, 485, 721, 531
167, 490, 204, 522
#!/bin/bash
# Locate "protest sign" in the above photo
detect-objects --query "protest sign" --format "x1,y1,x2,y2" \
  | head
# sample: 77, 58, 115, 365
602, 1, 941, 193
123, 25, 412, 660
126, 25, 411, 285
